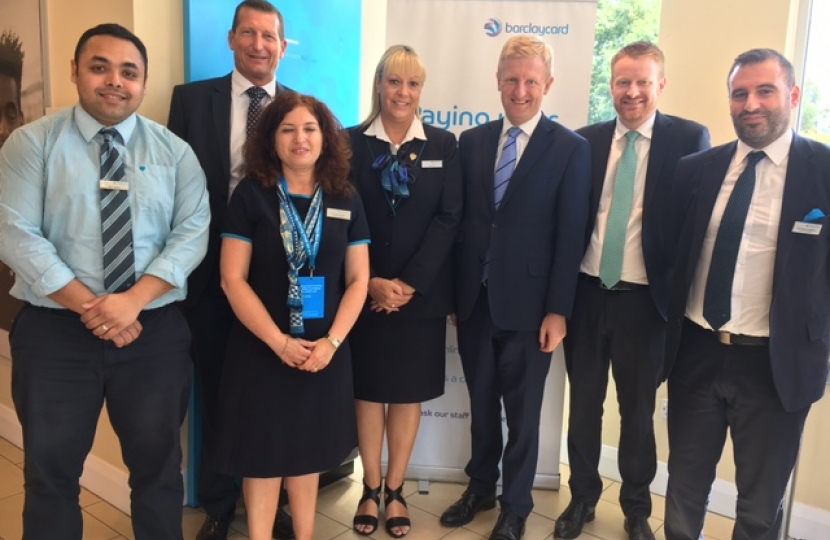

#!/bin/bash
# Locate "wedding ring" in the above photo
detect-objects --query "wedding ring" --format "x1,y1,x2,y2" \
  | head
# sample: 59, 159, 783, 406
312, 368, 318, 373
101, 324, 109, 332
391, 304, 396, 308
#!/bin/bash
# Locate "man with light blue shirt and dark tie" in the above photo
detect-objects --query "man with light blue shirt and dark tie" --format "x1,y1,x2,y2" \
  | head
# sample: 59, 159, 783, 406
0, 23, 209, 540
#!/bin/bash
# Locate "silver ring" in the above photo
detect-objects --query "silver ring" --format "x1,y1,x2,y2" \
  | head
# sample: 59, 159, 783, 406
101, 324, 109, 332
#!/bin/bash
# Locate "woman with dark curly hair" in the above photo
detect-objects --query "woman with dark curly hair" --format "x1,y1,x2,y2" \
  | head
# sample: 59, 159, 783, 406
215, 92, 370, 540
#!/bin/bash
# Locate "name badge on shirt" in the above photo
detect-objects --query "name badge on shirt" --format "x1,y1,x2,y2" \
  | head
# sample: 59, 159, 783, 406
99, 180, 129, 191
299, 276, 325, 319
326, 208, 351, 220
421, 160, 443, 169
792, 221, 822, 235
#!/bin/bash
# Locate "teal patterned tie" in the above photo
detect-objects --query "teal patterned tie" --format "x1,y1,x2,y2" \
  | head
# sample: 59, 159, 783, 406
599, 131, 640, 288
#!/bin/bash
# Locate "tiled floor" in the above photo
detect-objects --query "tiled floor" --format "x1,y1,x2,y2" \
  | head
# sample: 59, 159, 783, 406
0, 435, 737, 540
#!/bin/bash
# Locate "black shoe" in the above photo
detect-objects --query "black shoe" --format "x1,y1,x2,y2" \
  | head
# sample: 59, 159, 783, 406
489, 510, 525, 540
195, 508, 235, 540
352, 480, 381, 536
384, 483, 411, 538
272, 505, 295, 540
440, 489, 497, 527
624, 516, 655, 540
554, 500, 596, 539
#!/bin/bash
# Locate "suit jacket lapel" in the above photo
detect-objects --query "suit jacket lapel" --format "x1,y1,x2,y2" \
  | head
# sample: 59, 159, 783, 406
590, 121, 615, 218
688, 143, 737, 279
499, 116, 555, 211
773, 135, 816, 290
212, 74, 232, 202
644, 111, 672, 210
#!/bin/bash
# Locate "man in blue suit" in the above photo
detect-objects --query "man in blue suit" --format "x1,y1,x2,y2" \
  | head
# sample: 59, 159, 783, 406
167, 1, 293, 538
663, 48, 830, 540
556, 42, 709, 540
440, 35, 591, 540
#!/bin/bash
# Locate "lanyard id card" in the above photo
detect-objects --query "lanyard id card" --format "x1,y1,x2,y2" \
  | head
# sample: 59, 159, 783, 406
299, 276, 325, 319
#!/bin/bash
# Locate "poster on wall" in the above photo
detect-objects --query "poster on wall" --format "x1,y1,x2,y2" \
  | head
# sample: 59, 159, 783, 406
0, 0, 47, 330
384, 0, 598, 488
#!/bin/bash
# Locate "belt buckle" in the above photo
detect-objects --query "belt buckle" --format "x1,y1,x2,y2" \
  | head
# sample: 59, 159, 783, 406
717, 332, 732, 345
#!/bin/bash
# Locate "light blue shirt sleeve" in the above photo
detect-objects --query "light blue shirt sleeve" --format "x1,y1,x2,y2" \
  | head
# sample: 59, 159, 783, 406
0, 106, 210, 309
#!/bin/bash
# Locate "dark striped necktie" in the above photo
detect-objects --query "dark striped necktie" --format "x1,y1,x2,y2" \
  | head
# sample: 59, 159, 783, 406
99, 128, 136, 293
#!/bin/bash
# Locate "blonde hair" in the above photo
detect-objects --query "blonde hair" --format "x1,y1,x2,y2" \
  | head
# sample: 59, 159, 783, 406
497, 35, 553, 79
359, 44, 426, 131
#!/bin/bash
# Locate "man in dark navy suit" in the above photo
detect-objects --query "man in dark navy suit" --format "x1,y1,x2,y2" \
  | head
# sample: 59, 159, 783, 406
440, 35, 591, 540
556, 42, 709, 540
167, 1, 293, 538
663, 48, 830, 540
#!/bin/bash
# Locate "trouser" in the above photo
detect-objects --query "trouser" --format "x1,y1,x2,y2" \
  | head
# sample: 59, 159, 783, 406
11, 304, 192, 540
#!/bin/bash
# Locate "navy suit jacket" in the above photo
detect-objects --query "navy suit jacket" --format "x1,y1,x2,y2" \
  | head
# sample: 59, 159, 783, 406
576, 111, 710, 318
349, 124, 463, 319
167, 74, 291, 307
665, 134, 830, 412
454, 115, 591, 331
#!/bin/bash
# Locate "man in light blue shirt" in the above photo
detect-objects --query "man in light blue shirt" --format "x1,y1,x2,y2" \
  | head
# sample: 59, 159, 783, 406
0, 23, 209, 540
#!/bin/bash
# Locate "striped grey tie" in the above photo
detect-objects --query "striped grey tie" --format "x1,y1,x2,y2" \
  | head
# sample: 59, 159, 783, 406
100, 128, 136, 293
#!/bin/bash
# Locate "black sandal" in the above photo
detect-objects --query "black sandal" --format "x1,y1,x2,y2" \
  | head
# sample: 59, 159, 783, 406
353, 480, 381, 536
384, 483, 411, 538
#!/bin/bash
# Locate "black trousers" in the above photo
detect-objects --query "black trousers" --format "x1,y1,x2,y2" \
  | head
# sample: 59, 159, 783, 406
664, 320, 810, 540
10, 304, 193, 540
182, 284, 238, 516
562, 278, 664, 517
457, 287, 552, 518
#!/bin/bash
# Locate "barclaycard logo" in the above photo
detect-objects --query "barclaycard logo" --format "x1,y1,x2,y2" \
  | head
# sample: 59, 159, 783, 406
484, 18, 502, 37
485, 18, 570, 37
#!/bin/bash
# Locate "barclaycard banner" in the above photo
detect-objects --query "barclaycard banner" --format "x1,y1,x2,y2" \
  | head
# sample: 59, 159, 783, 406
384, 0, 598, 488
387, 0, 598, 136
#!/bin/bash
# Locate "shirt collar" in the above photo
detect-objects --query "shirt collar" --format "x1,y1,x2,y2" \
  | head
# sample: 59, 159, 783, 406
232, 68, 278, 97
74, 104, 137, 144
364, 115, 427, 146
614, 113, 656, 141
735, 129, 793, 167
501, 110, 543, 139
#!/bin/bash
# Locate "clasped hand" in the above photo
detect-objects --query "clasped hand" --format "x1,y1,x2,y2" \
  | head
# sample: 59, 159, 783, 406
278, 336, 336, 373
80, 293, 144, 348
368, 277, 414, 313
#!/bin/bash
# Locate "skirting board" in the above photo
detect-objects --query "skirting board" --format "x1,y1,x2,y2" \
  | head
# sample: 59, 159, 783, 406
0, 402, 188, 517
559, 438, 830, 540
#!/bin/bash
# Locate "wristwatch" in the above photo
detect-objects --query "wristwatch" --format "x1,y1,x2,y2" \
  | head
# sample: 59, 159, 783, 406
325, 334, 341, 350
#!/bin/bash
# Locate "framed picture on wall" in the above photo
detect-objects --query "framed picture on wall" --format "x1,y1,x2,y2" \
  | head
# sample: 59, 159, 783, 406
0, 0, 48, 330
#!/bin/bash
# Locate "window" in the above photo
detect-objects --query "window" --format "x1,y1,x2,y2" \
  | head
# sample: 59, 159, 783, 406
798, 0, 830, 145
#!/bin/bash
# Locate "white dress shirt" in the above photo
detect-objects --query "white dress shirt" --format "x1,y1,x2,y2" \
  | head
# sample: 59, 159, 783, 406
229, 69, 277, 198
580, 115, 655, 284
364, 115, 426, 154
687, 129, 793, 336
